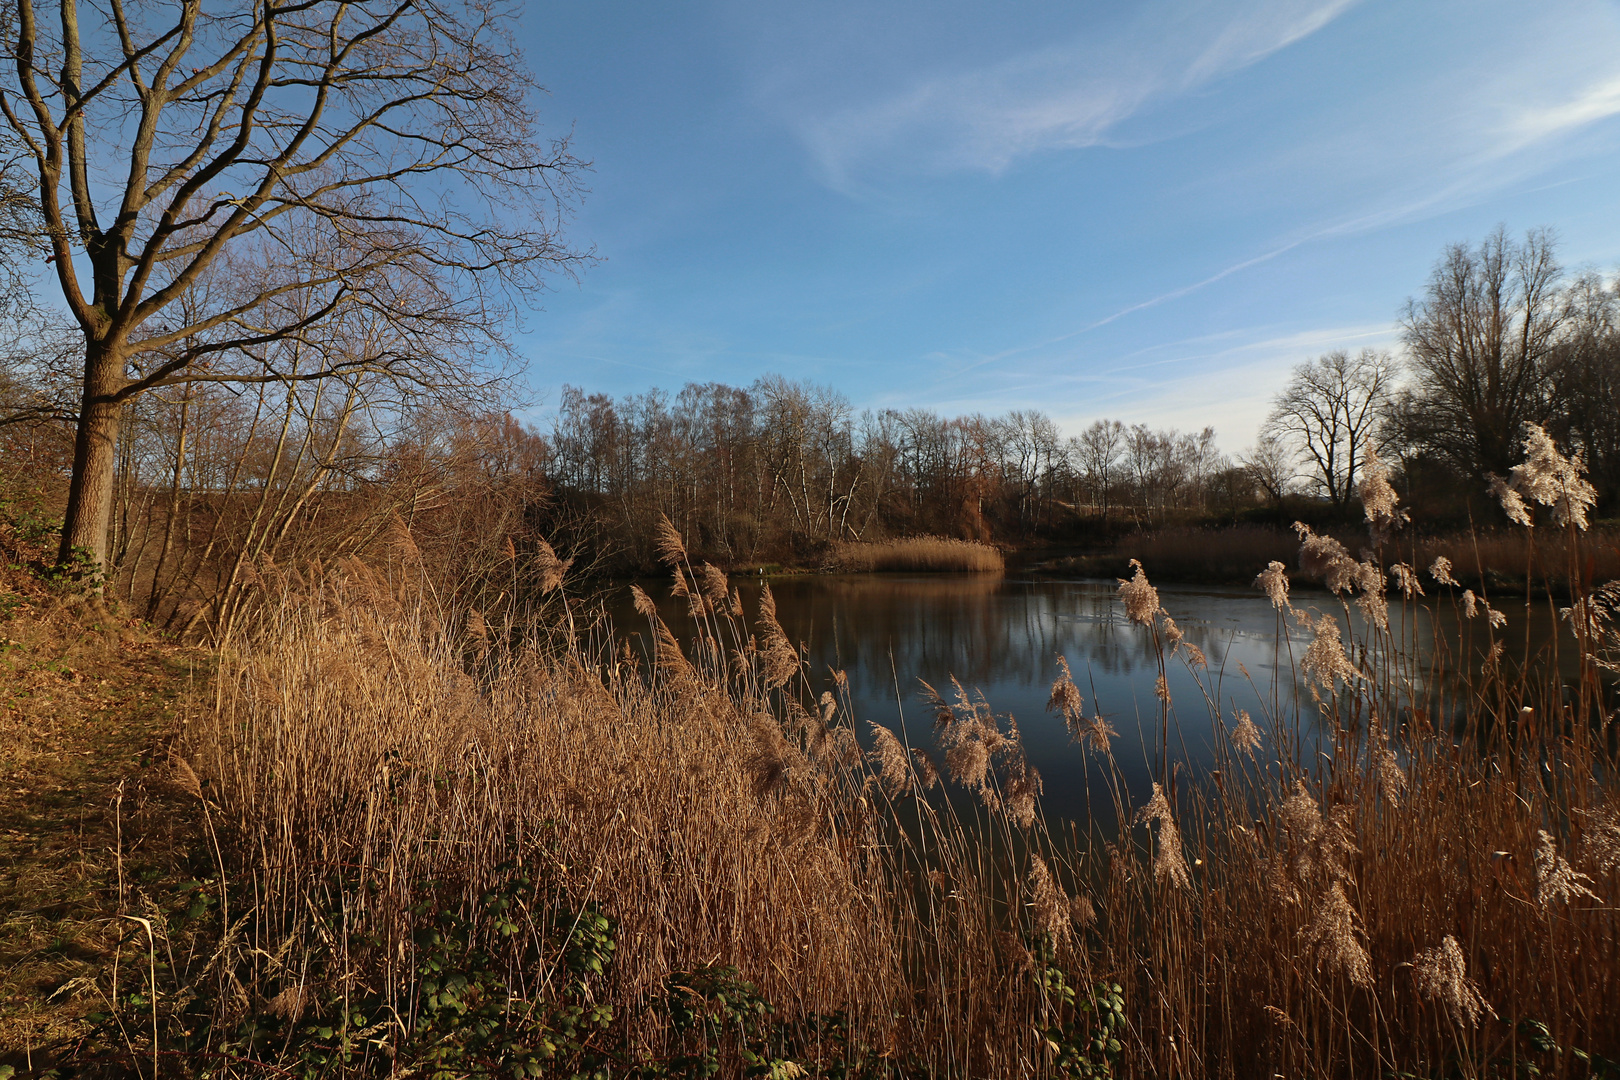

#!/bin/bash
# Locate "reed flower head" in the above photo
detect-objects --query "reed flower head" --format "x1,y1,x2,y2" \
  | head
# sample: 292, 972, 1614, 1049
1135, 783, 1192, 889
756, 585, 800, 689
1561, 582, 1620, 671
929, 677, 1032, 820
1536, 830, 1598, 906
699, 563, 730, 612
388, 510, 422, 564
1488, 424, 1598, 529
267, 986, 310, 1023
1294, 524, 1357, 595
1372, 740, 1407, 808
464, 608, 489, 658
1254, 560, 1291, 611
1412, 935, 1494, 1027
1302, 881, 1374, 989
654, 513, 688, 566
1083, 714, 1118, 755
1461, 590, 1478, 619
1027, 854, 1073, 943
1230, 710, 1263, 756
1280, 781, 1359, 888
1389, 563, 1424, 600
1048, 657, 1114, 753
1359, 448, 1409, 547
534, 538, 574, 595
1576, 807, 1620, 874
1430, 555, 1460, 586
1162, 613, 1184, 651
1118, 559, 1160, 626
910, 747, 940, 791
868, 723, 914, 797
1486, 474, 1532, 526
1300, 612, 1358, 690
1047, 657, 1084, 727
1354, 560, 1389, 630
1004, 757, 1042, 829
945, 735, 990, 805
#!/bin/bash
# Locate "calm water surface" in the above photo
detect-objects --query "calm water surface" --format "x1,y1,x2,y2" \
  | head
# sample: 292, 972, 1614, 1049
611, 572, 1573, 825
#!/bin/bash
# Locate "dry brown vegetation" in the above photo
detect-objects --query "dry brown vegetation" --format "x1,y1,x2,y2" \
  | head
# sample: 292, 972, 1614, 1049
1411, 527, 1620, 594
8, 437, 1620, 1078
158, 526, 1615, 1076
1109, 524, 1303, 582
826, 536, 1005, 574
1086, 523, 1620, 593
0, 602, 205, 1065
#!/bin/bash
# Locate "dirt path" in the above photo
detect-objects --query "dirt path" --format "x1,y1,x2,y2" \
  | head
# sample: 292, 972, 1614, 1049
0, 606, 208, 1073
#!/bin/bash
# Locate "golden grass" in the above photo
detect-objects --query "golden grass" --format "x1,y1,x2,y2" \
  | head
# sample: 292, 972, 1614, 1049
827, 536, 1004, 573
161, 525, 1620, 1076
194, 564, 1059, 1074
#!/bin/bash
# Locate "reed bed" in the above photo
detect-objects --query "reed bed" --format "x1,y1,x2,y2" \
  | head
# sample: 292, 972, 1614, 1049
826, 536, 1005, 573
165, 437, 1620, 1078
1411, 526, 1620, 594
1109, 524, 1303, 583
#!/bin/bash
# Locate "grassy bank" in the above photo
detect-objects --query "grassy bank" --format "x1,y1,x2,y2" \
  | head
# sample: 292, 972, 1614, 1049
0, 607, 207, 1071
825, 536, 1005, 573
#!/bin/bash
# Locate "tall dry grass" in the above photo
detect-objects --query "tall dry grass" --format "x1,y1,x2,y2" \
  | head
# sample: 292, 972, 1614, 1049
826, 536, 1004, 573
174, 442, 1620, 1077
192, 545, 1075, 1076
1412, 527, 1620, 594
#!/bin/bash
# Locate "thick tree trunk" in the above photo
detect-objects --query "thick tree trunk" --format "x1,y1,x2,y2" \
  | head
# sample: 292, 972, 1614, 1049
58, 343, 124, 580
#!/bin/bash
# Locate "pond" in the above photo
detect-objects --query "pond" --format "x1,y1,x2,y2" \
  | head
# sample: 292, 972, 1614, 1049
607, 571, 1577, 826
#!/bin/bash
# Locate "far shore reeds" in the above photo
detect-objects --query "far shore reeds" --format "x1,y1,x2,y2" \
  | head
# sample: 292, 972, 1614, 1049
827, 535, 1004, 573
1088, 521, 1620, 593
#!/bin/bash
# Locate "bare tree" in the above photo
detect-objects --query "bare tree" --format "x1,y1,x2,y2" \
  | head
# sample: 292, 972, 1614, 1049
1263, 348, 1394, 511
1, 0, 590, 577
1547, 269, 1620, 506
1073, 419, 1124, 525
1399, 226, 1564, 477
1240, 432, 1295, 509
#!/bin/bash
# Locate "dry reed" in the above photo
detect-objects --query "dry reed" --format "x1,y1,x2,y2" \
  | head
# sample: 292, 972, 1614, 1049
178, 431, 1620, 1077
826, 536, 1004, 573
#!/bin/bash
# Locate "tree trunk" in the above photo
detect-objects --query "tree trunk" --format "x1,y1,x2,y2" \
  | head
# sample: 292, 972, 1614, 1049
58, 344, 124, 580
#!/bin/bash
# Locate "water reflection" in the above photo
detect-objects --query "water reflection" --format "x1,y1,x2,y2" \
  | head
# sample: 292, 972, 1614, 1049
608, 572, 1574, 826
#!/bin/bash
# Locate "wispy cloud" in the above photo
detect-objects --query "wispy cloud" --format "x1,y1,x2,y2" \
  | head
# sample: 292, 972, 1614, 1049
796, 0, 1358, 186
1503, 72, 1620, 149
1083, 242, 1307, 331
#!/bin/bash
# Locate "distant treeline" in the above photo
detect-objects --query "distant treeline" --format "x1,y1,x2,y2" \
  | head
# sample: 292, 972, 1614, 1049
548, 375, 1255, 569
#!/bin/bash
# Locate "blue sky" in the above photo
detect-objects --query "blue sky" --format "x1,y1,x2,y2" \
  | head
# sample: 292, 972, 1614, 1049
514, 0, 1620, 450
